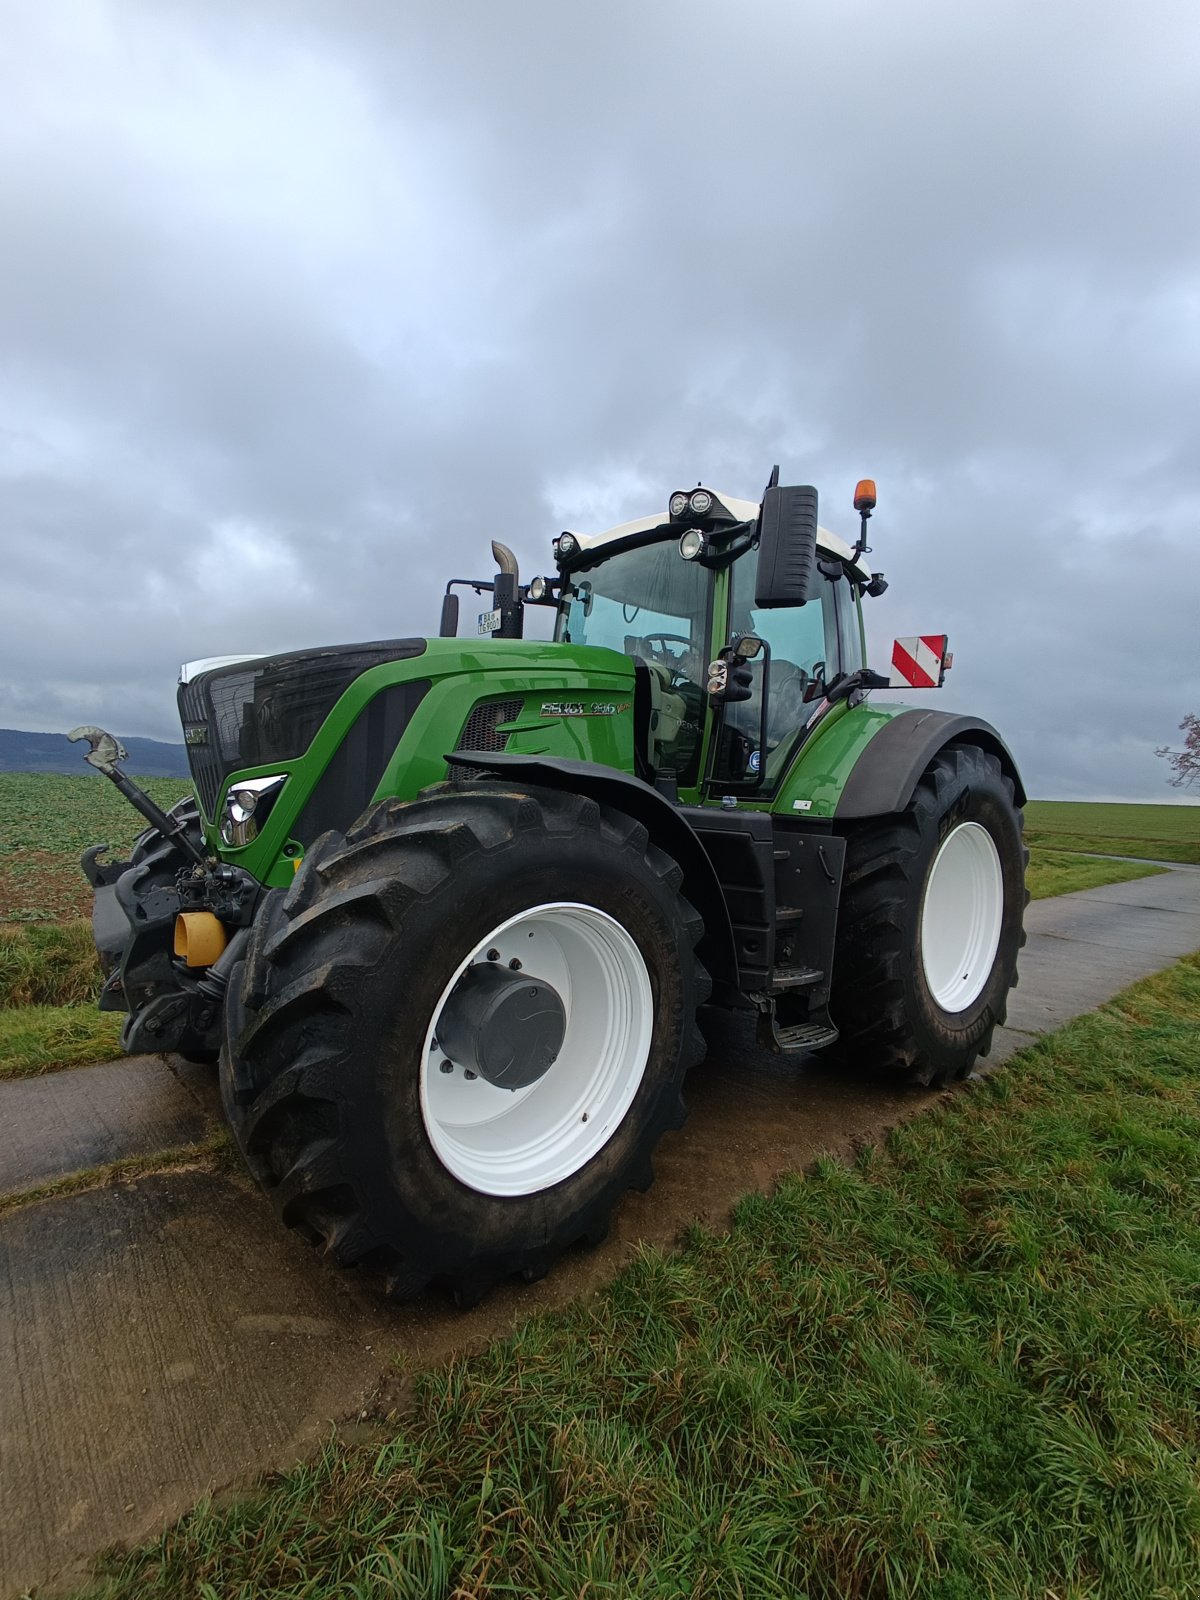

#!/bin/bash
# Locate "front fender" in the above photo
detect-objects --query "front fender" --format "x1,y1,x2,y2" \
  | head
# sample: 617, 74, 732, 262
444, 752, 737, 986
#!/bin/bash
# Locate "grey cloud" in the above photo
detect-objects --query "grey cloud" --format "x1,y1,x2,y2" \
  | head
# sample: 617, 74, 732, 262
0, 0, 1197, 801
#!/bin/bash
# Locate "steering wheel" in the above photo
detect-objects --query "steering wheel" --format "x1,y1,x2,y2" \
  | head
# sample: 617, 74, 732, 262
639, 632, 696, 684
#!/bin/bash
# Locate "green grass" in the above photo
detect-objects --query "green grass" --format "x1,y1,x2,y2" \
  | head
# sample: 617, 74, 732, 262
0, 919, 103, 1007
1026, 846, 1167, 901
71, 953, 1200, 1600
1025, 800, 1200, 865
0, 772, 192, 921
0, 1004, 123, 1079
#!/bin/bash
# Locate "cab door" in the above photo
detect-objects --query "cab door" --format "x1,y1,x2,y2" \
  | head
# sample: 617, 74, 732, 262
710, 555, 859, 792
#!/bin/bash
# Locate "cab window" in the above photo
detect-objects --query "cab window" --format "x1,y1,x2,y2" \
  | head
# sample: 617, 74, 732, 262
557, 536, 712, 783
718, 553, 860, 786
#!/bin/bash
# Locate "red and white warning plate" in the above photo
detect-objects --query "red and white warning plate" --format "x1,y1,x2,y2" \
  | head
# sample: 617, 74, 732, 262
891, 635, 950, 689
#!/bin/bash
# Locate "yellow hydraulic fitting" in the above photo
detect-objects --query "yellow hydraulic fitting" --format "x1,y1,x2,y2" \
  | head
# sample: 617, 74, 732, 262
174, 911, 228, 968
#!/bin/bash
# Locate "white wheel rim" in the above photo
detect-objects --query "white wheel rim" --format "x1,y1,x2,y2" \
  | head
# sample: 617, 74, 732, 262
420, 901, 653, 1197
919, 822, 1005, 1012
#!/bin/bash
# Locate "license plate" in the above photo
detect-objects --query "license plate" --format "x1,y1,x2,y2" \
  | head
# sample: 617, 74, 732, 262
477, 608, 502, 635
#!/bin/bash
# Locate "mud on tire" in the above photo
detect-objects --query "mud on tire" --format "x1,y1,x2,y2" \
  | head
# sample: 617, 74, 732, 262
220, 782, 709, 1304
828, 743, 1028, 1086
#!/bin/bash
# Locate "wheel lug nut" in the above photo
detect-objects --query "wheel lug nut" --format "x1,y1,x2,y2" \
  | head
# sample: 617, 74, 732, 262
487, 949, 500, 961
509, 957, 522, 970
439, 1059, 454, 1074
464, 1070, 478, 1081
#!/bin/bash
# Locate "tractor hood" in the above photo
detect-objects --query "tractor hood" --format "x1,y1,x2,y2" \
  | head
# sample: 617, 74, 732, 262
177, 637, 429, 820
176, 636, 637, 844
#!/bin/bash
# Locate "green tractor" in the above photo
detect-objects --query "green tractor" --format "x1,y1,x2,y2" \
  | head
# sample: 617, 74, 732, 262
74, 472, 1026, 1303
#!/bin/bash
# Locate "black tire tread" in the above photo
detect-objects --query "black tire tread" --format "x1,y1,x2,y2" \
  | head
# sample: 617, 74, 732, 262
222, 782, 707, 1303
829, 744, 1029, 1087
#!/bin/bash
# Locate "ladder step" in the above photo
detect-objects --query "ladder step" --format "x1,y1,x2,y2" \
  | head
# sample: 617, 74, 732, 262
772, 1020, 840, 1053
771, 965, 824, 990
774, 906, 804, 926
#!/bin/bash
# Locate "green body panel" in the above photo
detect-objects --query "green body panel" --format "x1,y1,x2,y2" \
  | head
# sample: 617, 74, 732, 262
769, 699, 916, 819
198, 580, 919, 886
206, 639, 638, 886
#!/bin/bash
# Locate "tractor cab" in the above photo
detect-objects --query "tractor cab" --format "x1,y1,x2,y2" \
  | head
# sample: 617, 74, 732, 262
542, 480, 873, 798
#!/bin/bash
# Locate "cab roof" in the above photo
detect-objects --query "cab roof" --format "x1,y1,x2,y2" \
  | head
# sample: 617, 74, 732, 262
563, 490, 872, 579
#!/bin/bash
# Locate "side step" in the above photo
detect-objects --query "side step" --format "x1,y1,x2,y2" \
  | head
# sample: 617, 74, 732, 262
757, 1005, 840, 1054
771, 1019, 840, 1052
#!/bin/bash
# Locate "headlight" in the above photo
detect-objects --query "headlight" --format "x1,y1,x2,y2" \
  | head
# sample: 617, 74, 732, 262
528, 574, 549, 601
221, 774, 288, 847
556, 533, 577, 558
669, 491, 689, 518
679, 528, 705, 560
689, 489, 713, 516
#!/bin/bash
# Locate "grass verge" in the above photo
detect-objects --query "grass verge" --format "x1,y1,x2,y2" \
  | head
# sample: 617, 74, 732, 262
0, 1129, 233, 1220
1026, 846, 1167, 901
0, 1004, 123, 1079
74, 953, 1200, 1600
0, 919, 102, 1007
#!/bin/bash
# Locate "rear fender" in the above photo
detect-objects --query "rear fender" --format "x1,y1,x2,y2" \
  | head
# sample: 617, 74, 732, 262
444, 752, 738, 988
834, 710, 1026, 819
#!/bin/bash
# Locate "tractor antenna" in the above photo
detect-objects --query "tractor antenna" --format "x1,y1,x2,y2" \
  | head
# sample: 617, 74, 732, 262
765, 464, 780, 491
850, 478, 876, 565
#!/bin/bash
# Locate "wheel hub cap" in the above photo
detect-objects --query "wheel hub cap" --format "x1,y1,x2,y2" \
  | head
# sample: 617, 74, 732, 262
436, 963, 566, 1090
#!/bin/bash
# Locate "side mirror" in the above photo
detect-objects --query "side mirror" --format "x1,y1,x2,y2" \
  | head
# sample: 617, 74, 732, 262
439, 592, 460, 637
754, 484, 818, 609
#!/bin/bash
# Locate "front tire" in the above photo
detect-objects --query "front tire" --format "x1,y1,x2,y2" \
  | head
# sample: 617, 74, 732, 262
221, 783, 709, 1303
829, 744, 1027, 1085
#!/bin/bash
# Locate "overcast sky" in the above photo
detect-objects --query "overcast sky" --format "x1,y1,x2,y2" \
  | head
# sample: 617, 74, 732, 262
1, 0, 1197, 800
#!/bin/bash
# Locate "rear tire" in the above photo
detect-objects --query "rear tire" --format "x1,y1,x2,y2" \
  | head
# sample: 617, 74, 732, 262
828, 744, 1027, 1085
220, 782, 709, 1303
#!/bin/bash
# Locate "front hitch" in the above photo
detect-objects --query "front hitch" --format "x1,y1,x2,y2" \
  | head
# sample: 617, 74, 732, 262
67, 725, 208, 867
70, 727, 260, 1061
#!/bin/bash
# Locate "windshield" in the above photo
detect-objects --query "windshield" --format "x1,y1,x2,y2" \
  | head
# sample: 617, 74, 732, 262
555, 537, 711, 678
555, 536, 712, 784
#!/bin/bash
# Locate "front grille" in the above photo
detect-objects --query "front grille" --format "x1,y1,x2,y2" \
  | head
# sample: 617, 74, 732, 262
178, 638, 426, 817
452, 698, 523, 780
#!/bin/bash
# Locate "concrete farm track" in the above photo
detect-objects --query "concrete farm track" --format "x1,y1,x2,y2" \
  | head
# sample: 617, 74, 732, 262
3, 867, 1199, 1597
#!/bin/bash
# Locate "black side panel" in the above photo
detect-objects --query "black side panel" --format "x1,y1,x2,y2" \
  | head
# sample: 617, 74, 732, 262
630, 655, 655, 783
443, 752, 737, 985
836, 711, 1027, 819
678, 806, 776, 991
771, 824, 845, 990
293, 680, 430, 845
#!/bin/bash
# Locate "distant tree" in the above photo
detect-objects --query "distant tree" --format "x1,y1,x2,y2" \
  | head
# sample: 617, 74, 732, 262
1155, 713, 1200, 789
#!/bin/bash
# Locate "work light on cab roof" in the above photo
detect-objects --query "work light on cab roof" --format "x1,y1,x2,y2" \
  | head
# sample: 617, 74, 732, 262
669, 485, 742, 529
